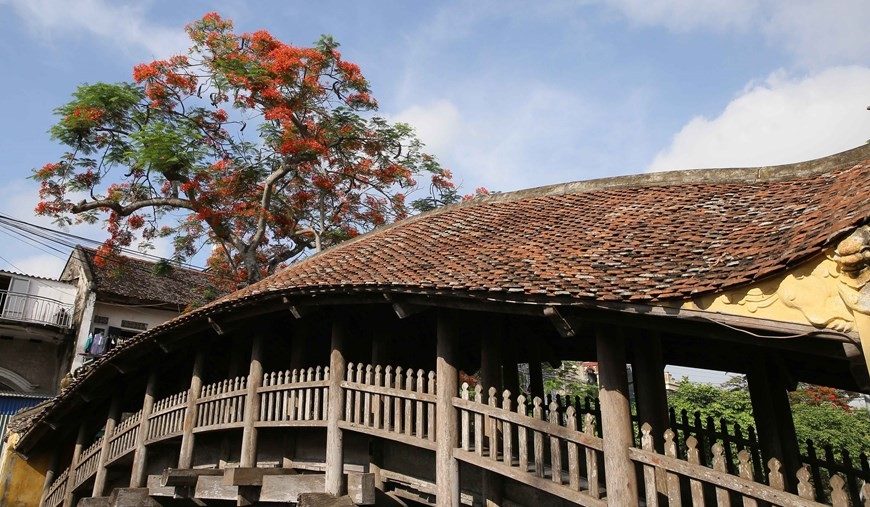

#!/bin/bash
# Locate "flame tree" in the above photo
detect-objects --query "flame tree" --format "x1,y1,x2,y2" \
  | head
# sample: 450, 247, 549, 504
34, 13, 466, 287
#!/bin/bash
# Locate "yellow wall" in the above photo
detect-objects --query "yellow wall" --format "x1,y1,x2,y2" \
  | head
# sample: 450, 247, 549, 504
0, 432, 48, 507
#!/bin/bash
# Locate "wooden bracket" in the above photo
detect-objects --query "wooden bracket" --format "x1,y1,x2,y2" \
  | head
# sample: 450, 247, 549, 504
160, 468, 222, 487
544, 306, 576, 338
223, 467, 296, 486
384, 294, 425, 319
207, 317, 225, 336
283, 297, 312, 319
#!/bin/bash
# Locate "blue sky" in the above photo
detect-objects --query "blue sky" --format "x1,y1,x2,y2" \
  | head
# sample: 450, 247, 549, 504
0, 0, 868, 276
0, 0, 867, 384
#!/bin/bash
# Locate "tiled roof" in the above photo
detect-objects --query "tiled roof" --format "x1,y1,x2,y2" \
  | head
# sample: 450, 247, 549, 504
223, 152, 870, 305
78, 247, 219, 308
16, 146, 870, 446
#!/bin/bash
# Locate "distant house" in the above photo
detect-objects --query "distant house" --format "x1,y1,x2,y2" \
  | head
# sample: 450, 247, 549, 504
0, 269, 76, 440
59, 246, 219, 374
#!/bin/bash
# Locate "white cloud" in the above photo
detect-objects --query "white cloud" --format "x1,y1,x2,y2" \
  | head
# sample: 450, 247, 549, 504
603, 0, 758, 32
648, 66, 870, 172
390, 100, 462, 158
601, 0, 870, 68
0, 0, 188, 58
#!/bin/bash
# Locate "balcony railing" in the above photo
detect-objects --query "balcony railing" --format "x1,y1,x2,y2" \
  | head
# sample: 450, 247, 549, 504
0, 290, 73, 329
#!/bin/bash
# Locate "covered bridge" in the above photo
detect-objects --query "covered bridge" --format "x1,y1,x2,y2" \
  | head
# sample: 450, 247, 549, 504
8, 146, 870, 506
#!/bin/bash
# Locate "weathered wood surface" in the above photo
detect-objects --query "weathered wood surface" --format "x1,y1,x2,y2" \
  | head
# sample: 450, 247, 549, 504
145, 390, 187, 443
631, 423, 842, 507
106, 411, 141, 464
43, 469, 67, 507
223, 466, 296, 486
435, 311, 460, 507
257, 367, 329, 425
347, 472, 376, 505
160, 467, 222, 487
259, 474, 327, 503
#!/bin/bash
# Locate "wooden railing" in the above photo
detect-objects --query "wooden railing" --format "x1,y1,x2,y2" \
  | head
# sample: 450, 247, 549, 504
453, 383, 606, 506
194, 377, 247, 431
106, 411, 141, 464
804, 439, 870, 506
630, 423, 870, 507
43, 468, 68, 507
72, 438, 102, 488
257, 367, 329, 426
340, 363, 437, 449
146, 391, 188, 443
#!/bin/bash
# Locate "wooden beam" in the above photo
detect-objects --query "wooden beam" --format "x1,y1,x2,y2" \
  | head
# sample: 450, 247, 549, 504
160, 468, 223, 487
92, 394, 121, 497
223, 467, 296, 486
596, 326, 639, 506
435, 310, 460, 507
384, 294, 426, 319
130, 369, 158, 488
240, 336, 264, 468
325, 316, 349, 496
178, 349, 205, 469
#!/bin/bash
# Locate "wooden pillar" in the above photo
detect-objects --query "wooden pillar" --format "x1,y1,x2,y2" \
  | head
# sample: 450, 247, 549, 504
38, 451, 59, 507
480, 324, 504, 506
436, 310, 460, 507
130, 369, 158, 488
178, 349, 205, 469
325, 317, 349, 496
748, 354, 801, 491
62, 423, 89, 507
596, 327, 639, 506
240, 336, 265, 468
631, 333, 669, 452
92, 394, 122, 497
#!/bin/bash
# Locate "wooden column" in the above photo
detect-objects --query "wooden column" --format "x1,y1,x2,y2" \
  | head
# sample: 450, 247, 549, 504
178, 349, 205, 469
92, 394, 121, 497
748, 353, 801, 491
130, 369, 158, 488
480, 325, 504, 506
631, 333, 669, 451
62, 423, 89, 507
435, 310, 460, 507
38, 451, 59, 507
596, 327, 639, 506
240, 335, 265, 468
325, 317, 349, 496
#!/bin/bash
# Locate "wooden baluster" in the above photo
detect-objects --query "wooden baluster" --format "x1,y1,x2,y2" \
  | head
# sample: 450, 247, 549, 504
314, 366, 323, 421
321, 366, 330, 420
686, 436, 705, 506
404, 369, 414, 437
416, 370, 424, 438
565, 406, 579, 491
767, 458, 784, 491
841, 449, 861, 505
289, 369, 298, 421
737, 450, 758, 507
489, 388, 500, 461
640, 423, 658, 507
517, 395, 528, 473
354, 363, 364, 424
282, 370, 291, 421
221, 379, 230, 424
394, 367, 404, 433
711, 443, 731, 507
384, 366, 394, 432
269, 372, 277, 421
860, 482, 870, 507
474, 385, 484, 456
364, 365, 374, 427
533, 397, 545, 478
345, 363, 355, 422
664, 430, 682, 505
584, 413, 599, 499
548, 401, 562, 484
460, 383, 470, 450
795, 466, 815, 501
830, 475, 849, 507
305, 367, 314, 420
374, 365, 383, 430
503, 390, 514, 468
427, 371, 436, 441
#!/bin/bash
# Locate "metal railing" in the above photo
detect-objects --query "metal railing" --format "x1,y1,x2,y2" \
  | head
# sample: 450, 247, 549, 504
0, 290, 73, 329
